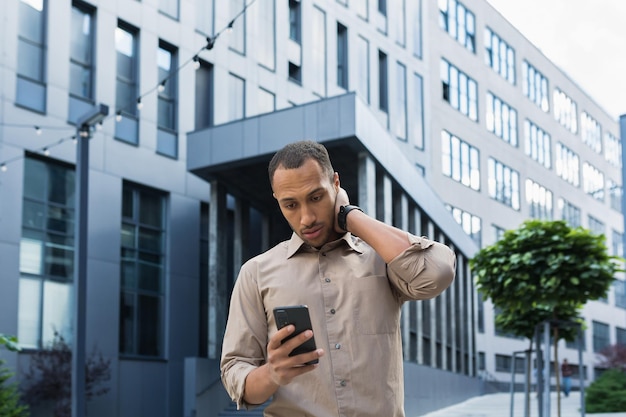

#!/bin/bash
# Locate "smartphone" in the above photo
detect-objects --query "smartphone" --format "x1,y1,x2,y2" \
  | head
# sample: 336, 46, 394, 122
273, 305, 319, 365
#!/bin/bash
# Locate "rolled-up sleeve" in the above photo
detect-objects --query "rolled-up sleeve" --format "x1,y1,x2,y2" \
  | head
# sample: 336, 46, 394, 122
220, 262, 268, 410
387, 233, 456, 301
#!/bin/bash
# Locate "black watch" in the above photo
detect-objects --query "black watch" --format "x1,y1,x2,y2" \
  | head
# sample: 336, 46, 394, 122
338, 205, 363, 232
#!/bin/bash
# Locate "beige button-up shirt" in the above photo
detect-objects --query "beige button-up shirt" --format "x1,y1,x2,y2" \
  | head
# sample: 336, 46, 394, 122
221, 231, 456, 417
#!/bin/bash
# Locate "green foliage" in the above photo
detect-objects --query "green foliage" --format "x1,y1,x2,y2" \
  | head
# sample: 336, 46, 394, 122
0, 360, 30, 417
0, 334, 20, 352
0, 334, 29, 417
470, 220, 622, 340
585, 369, 626, 413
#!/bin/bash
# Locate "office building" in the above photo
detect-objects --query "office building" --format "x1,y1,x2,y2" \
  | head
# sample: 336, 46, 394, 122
0, 0, 623, 416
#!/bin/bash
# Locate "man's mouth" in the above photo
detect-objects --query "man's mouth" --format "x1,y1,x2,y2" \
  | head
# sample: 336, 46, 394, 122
302, 225, 323, 239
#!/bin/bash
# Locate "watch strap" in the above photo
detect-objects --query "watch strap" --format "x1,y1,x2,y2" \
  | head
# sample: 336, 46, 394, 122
338, 205, 363, 231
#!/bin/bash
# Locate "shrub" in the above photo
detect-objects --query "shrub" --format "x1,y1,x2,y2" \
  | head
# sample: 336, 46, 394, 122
585, 368, 626, 413
21, 332, 110, 417
0, 334, 29, 417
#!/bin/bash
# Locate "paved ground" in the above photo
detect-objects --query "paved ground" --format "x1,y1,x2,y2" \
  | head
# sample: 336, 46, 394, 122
419, 391, 626, 417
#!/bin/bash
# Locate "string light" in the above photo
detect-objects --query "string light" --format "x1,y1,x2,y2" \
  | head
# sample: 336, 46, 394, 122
0, 0, 257, 171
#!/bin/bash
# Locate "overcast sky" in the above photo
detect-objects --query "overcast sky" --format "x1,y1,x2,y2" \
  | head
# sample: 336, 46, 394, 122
485, 0, 626, 121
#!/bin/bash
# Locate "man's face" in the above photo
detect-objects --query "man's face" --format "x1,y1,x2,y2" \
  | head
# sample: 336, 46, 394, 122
272, 158, 341, 248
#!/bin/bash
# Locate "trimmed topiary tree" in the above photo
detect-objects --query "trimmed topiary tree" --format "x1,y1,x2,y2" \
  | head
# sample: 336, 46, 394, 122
585, 368, 626, 413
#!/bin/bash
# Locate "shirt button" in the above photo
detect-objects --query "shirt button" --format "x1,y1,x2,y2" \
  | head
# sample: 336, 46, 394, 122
335, 343, 341, 349
325, 278, 331, 283
330, 308, 336, 314
340, 380, 347, 387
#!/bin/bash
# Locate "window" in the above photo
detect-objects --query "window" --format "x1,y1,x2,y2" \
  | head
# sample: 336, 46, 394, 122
412, 0, 422, 58
488, 158, 520, 210
522, 60, 549, 112
477, 294, 484, 333
199, 203, 209, 356
411, 73, 424, 149
258, 0, 275, 70
446, 204, 481, 247
617, 326, 626, 345
525, 179, 553, 220
257, 87, 275, 116
441, 59, 477, 121
16, 0, 47, 113
612, 230, 623, 257
196, 0, 214, 36
495, 354, 524, 372
441, 130, 480, 191
159, 0, 178, 19
592, 321, 610, 353
582, 162, 604, 202
484, 28, 515, 84
194, 59, 213, 130
378, 50, 388, 112
355, 0, 368, 20
68, 3, 95, 124
157, 42, 178, 158
524, 120, 551, 169
486, 92, 517, 146
588, 215, 605, 236
378, 0, 386, 16
356, 35, 370, 104
614, 280, 626, 310
553, 89, 578, 134
391, 0, 406, 46
115, 24, 140, 144
289, 0, 301, 44
604, 131, 622, 168
438, 0, 475, 53
229, 0, 246, 54
493, 225, 505, 241
478, 352, 485, 370
311, 6, 327, 96
337, 23, 348, 90
228, 73, 245, 121
566, 329, 586, 351
581, 112, 602, 154
555, 143, 580, 186
120, 183, 166, 357
288, 62, 302, 84
394, 62, 407, 140
558, 198, 581, 227
608, 179, 622, 212
19, 156, 75, 349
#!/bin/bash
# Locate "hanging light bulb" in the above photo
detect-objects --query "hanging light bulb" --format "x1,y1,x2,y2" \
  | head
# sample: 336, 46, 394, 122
35, 126, 42, 135
43, 147, 50, 156
72, 135, 78, 144
157, 80, 166, 93
116, 111, 123, 122
193, 55, 201, 70
226, 20, 234, 32
136, 98, 143, 110
96, 121, 104, 130
0, 163, 7, 172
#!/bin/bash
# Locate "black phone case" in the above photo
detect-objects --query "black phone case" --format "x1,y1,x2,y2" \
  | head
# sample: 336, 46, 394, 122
273, 305, 319, 364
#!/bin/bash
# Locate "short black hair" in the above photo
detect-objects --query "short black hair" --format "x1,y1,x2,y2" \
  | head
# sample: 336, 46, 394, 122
268, 140, 334, 186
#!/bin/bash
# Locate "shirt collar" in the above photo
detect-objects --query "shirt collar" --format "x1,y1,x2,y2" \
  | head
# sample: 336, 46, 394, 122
286, 232, 364, 258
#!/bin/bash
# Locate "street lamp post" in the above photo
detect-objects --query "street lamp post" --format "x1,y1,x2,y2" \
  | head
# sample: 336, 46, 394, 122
72, 104, 109, 417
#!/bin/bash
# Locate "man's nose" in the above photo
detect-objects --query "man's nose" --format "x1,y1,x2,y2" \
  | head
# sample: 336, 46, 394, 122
300, 204, 316, 226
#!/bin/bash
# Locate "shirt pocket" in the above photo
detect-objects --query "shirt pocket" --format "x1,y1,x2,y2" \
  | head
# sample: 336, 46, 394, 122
353, 274, 400, 334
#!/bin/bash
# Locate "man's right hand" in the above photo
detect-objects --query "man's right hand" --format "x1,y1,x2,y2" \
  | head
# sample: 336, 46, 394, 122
266, 325, 324, 386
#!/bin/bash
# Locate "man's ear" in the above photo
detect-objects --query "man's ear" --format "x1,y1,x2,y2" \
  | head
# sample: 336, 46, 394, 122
272, 192, 277, 200
333, 172, 340, 191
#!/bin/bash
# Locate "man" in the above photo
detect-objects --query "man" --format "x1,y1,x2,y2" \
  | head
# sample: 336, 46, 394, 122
221, 140, 456, 416
561, 358, 573, 397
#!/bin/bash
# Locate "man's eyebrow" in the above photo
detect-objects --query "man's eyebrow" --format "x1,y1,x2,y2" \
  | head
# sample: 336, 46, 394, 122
278, 187, 326, 204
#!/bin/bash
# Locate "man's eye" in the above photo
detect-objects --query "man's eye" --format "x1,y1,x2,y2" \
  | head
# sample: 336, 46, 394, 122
284, 203, 296, 209
311, 195, 322, 202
